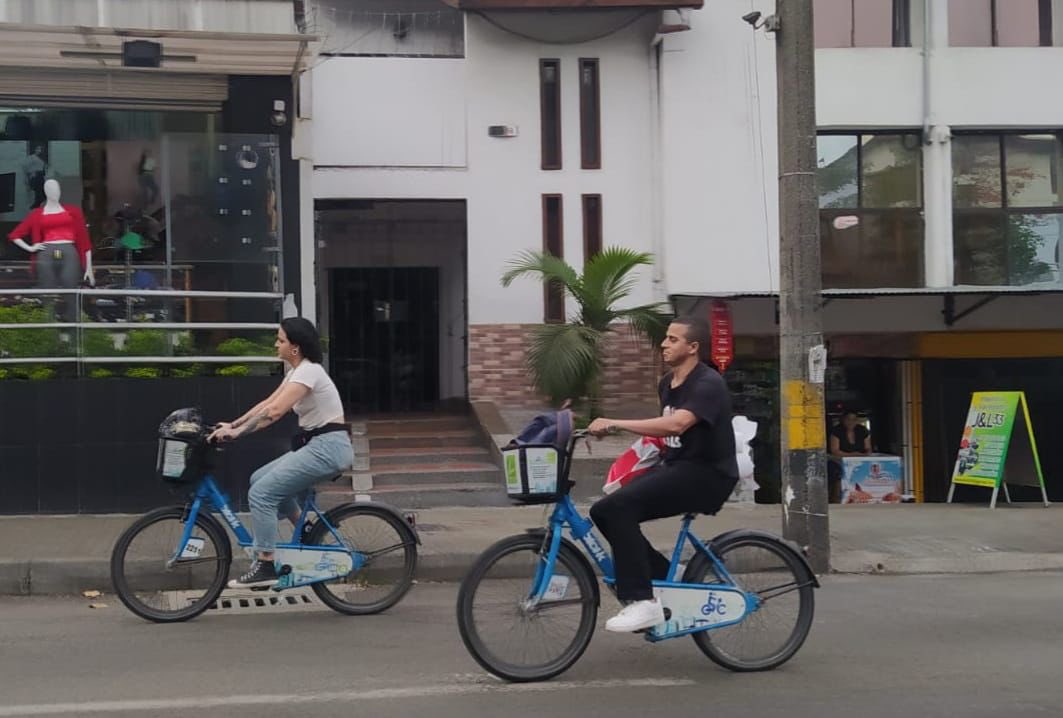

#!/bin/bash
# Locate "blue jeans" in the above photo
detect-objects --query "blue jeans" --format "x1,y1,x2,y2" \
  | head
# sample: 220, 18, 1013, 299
248, 431, 355, 554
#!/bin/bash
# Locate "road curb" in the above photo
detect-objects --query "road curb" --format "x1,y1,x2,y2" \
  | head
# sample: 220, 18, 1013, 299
5, 549, 1063, 596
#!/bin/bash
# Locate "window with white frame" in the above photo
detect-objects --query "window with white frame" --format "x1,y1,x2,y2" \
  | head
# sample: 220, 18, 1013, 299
817, 132, 925, 288
312, 0, 464, 58
953, 133, 1063, 286
814, 0, 919, 48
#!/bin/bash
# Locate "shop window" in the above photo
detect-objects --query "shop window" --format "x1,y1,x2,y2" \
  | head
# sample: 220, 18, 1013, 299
542, 194, 564, 322
817, 132, 925, 288
814, 0, 915, 48
953, 133, 1063, 286
313, 0, 465, 58
948, 0, 1052, 47
0, 108, 285, 371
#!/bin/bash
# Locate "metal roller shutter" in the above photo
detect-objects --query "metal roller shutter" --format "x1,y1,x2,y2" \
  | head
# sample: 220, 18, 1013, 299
0, 67, 228, 112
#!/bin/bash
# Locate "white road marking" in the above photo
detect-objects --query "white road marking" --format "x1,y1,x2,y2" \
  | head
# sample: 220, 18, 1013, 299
0, 677, 697, 716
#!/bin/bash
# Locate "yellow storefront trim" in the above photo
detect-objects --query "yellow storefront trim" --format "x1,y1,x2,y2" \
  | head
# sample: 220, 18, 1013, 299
918, 331, 1063, 359
782, 380, 826, 451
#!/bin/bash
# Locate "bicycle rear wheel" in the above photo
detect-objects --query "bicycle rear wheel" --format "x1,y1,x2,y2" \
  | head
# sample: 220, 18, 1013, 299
308, 503, 418, 615
456, 533, 597, 682
110, 506, 231, 623
684, 534, 815, 671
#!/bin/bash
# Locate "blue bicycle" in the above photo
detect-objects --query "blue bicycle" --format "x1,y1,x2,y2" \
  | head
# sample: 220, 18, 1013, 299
111, 417, 419, 623
456, 430, 818, 682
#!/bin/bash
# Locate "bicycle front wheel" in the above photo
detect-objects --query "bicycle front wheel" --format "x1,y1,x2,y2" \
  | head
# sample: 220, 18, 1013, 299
110, 506, 231, 623
685, 534, 815, 672
308, 504, 418, 615
456, 533, 598, 683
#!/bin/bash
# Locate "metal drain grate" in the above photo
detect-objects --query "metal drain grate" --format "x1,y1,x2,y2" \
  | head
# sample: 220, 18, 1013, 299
164, 588, 327, 613
210, 588, 327, 613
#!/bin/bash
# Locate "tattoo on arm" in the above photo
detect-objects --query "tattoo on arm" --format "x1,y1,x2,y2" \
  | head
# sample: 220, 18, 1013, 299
239, 410, 273, 436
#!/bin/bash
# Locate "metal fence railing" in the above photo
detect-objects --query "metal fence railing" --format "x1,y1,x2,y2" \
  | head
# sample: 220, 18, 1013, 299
0, 288, 284, 375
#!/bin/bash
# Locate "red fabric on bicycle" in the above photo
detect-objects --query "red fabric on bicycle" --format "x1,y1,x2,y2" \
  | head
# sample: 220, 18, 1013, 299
603, 436, 665, 494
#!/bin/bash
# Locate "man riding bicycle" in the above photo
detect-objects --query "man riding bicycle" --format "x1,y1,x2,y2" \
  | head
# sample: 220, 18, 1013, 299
588, 315, 738, 632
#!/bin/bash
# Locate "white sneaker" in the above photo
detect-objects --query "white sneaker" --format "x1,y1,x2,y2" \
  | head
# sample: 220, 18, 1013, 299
605, 599, 665, 633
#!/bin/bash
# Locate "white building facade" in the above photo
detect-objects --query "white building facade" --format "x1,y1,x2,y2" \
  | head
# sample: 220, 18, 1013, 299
300, 0, 1063, 502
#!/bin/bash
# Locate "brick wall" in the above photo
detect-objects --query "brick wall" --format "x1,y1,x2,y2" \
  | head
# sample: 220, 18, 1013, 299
468, 323, 661, 411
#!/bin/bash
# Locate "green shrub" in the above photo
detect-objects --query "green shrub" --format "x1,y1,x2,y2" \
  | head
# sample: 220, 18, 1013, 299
170, 363, 205, 378
125, 366, 162, 379
217, 337, 273, 357
217, 364, 251, 377
124, 329, 170, 356
82, 330, 122, 357
0, 304, 63, 358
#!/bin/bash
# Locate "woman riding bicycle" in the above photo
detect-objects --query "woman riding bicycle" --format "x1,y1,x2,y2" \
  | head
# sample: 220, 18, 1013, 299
208, 317, 354, 588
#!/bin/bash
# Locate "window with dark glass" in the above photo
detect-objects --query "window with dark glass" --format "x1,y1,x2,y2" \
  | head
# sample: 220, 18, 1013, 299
542, 194, 565, 321
540, 59, 562, 170
579, 59, 601, 170
952, 133, 1063, 286
948, 0, 1052, 47
582, 194, 602, 260
817, 132, 924, 288
814, 0, 914, 48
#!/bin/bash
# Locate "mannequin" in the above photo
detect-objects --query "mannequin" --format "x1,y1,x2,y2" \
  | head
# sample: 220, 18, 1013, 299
7, 179, 94, 322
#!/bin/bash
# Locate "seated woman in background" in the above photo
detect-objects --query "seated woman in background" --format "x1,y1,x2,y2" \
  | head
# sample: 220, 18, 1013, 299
827, 410, 872, 503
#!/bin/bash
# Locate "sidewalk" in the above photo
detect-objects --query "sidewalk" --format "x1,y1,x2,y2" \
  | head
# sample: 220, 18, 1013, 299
1, 502, 1061, 595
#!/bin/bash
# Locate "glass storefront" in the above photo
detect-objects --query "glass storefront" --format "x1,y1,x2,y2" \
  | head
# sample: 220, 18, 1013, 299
0, 106, 284, 378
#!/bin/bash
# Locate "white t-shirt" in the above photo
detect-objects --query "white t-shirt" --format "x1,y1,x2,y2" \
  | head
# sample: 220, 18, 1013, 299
284, 361, 345, 429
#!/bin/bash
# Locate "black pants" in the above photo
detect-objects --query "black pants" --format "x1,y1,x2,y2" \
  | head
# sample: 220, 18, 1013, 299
590, 461, 737, 601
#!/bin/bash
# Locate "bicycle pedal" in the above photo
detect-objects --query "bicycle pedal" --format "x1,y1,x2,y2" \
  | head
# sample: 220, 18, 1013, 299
249, 585, 271, 592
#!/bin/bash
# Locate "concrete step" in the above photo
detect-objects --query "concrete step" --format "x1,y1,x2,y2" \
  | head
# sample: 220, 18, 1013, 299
370, 446, 493, 466
367, 417, 478, 433
363, 484, 512, 509
314, 482, 512, 510
371, 466, 500, 488
369, 430, 483, 450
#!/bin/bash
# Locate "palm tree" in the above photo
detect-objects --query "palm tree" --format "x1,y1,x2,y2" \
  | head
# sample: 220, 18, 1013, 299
500, 247, 672, 416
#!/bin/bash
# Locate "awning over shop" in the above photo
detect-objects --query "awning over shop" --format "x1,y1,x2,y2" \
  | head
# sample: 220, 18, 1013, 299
0, 23, 313, 76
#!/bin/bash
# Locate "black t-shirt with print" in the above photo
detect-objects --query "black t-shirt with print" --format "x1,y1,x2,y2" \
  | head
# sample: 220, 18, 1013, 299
658, 362, 739, 480
830, 423, 869, 453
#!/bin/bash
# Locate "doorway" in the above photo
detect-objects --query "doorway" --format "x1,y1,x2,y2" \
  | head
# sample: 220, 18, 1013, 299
331, 267, 440, 414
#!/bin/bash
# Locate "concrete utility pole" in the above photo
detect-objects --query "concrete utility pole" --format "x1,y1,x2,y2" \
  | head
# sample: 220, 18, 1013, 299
774, 0, 829, 573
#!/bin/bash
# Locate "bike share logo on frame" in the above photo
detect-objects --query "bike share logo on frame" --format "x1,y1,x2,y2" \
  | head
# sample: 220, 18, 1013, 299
701, 591, 727, 617
219, 504, 243, 531
582, 532, 610, 564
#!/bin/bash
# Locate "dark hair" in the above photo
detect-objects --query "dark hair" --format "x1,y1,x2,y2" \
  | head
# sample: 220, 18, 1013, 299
671, 315, 712, 362
280, 317, 324, 363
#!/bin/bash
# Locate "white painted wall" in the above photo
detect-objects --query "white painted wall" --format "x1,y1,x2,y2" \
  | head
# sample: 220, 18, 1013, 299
310, 12, 661, 326
308, 0, 1063, 320
657, 0, 779, 296
312, 58, 467, 168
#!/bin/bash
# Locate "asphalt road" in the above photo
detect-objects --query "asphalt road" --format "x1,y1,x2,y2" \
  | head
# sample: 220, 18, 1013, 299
1, 573, 1062, 717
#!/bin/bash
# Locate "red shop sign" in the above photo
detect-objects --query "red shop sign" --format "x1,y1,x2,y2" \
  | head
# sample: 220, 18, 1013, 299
709, 300, 733, 372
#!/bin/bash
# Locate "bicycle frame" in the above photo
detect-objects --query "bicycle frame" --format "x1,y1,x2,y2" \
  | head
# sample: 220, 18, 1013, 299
526, 493, 758, 642
169, 474, 351, 568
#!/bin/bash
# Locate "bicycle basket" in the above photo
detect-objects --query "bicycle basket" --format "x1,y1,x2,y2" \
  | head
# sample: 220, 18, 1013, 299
156, 408, 211, 483
502, 443, 565, 504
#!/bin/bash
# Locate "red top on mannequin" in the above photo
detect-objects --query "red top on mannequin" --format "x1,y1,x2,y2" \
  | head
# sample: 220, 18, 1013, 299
7, 205, 92, 269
